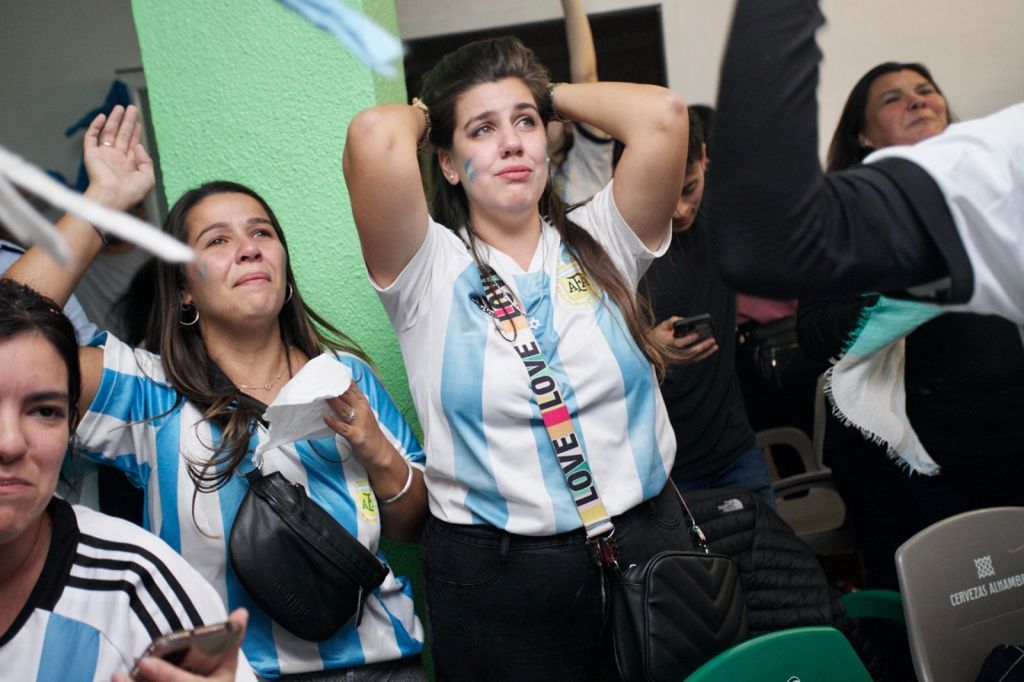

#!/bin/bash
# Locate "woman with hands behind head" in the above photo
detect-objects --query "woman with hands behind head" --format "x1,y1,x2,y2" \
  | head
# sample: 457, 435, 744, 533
0, 279, 253, 682
4, 105, 428, 681
344, 35, 688, 680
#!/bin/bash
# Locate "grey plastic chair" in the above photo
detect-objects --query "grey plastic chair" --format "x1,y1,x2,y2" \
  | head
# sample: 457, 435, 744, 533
756, 426, 858, 557
895, 506, 1024, 682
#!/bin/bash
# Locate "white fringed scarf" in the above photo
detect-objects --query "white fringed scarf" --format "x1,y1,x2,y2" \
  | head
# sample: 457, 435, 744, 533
825, 296, 945, 474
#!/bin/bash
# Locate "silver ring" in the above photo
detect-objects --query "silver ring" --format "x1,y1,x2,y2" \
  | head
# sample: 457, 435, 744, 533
100, 141, 113, 147
344, 407, 356, 423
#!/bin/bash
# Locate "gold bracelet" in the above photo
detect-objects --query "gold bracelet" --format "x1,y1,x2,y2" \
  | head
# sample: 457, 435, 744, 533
411, 97, 431, 149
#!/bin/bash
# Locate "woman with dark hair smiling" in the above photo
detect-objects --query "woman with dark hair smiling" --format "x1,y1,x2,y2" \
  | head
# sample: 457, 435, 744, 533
4, 105, 428, 681
708, 0, 1024, 325
796, 61, 1024, 591
826, 61, 952, 172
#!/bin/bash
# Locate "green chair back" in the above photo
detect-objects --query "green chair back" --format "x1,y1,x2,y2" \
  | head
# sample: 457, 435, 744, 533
685, 626, 872, 682
841, 588, 904, 623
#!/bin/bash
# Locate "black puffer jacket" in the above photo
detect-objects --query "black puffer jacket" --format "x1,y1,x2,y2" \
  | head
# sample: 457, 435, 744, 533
686, 487, 845, 635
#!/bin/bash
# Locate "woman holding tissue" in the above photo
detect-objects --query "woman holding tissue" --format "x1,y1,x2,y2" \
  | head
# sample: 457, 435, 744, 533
3, 105, 427, 681
344, 36, 690, 680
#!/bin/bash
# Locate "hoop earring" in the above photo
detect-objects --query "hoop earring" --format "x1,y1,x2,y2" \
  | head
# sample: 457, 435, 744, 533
285, 283, 294, 304
180, 302, 200, 326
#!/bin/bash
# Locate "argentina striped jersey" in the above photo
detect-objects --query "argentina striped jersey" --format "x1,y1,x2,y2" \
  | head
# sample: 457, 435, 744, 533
75, 335, 425, 678
0, 499, 253, 681
375, 182, 676, 535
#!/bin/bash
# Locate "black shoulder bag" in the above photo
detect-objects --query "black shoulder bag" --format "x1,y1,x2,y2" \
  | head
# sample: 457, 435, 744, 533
212, 368, 389, 642
229, 464, 387, 641
474, 265, 747, 681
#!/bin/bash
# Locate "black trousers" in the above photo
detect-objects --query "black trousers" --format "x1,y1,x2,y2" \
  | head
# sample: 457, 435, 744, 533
421, 484, 694, 682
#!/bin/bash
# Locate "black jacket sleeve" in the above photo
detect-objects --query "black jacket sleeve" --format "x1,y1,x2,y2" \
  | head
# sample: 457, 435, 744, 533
796, 295, 877, 361
708, 0, 966, 301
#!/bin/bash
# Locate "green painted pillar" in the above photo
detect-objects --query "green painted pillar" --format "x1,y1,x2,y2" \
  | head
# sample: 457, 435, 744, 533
129, 0, 412, 419
129, 1, 430, 669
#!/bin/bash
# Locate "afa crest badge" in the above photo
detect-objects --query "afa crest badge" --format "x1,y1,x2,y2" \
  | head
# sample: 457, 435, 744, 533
557, 260, 601, 307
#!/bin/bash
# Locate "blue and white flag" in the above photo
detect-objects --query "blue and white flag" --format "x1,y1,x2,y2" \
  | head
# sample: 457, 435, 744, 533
278, 0, 403, 77
0, 144, 193, 266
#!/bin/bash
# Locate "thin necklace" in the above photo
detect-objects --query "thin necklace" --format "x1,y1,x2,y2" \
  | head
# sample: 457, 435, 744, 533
236, 347, 291, 391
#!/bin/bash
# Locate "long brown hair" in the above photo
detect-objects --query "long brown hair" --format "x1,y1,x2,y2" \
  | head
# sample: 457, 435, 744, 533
418, 36, 670, 377
146, 181, 370, 501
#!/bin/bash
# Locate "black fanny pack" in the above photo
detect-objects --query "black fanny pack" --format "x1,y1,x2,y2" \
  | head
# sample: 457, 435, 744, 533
228, 469, 388, 641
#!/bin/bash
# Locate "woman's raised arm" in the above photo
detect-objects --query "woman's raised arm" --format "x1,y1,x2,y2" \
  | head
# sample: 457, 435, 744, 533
561, 0, 609, 140
3, 105, 153, 416
550, 82, 688, 249
342, 104, 430, 289
3, 105, 153, 306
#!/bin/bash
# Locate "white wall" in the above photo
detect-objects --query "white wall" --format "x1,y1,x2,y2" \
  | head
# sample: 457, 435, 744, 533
3, 0, 1021, 177
0, 0, 142, 195
395, 0, 1024, 157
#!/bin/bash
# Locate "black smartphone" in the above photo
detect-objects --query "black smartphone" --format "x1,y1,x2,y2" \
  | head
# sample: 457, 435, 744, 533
130, 620, 242, 681
672, 313, 716, 342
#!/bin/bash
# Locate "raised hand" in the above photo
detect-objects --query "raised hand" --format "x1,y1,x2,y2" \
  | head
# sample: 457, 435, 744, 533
83, 104, 155, 211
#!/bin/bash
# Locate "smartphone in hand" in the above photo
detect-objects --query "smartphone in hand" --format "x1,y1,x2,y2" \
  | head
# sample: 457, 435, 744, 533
131, 620, 243, 681
672, 313, 716, 343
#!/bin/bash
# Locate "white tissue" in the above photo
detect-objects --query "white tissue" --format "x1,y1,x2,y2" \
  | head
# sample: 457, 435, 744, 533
254, 353, 353, 467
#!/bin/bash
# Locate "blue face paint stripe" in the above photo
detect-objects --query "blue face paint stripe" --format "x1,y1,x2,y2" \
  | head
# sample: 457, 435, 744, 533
463, 156, 477, 183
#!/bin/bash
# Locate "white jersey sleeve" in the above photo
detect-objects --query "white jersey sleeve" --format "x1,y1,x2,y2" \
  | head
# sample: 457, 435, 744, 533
866, 103, 1024, 325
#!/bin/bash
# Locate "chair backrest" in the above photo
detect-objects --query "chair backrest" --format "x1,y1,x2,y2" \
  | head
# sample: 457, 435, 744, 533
895, 506, 1024, 682
756, 427, 856, 556
685, 626, 873, 682
812, 373, 828, 470
756, 426, 818, 479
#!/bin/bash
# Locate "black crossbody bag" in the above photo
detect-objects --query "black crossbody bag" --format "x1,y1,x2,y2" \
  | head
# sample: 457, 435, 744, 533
474, 264, 748, 681
214, 371, 388, 642
229, 468, 388, 641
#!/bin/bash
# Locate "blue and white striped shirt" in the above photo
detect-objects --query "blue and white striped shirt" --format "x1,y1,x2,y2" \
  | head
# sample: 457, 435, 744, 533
0, 499, 254, 681
375, 182, 676, 536
76, 334, 425, 678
